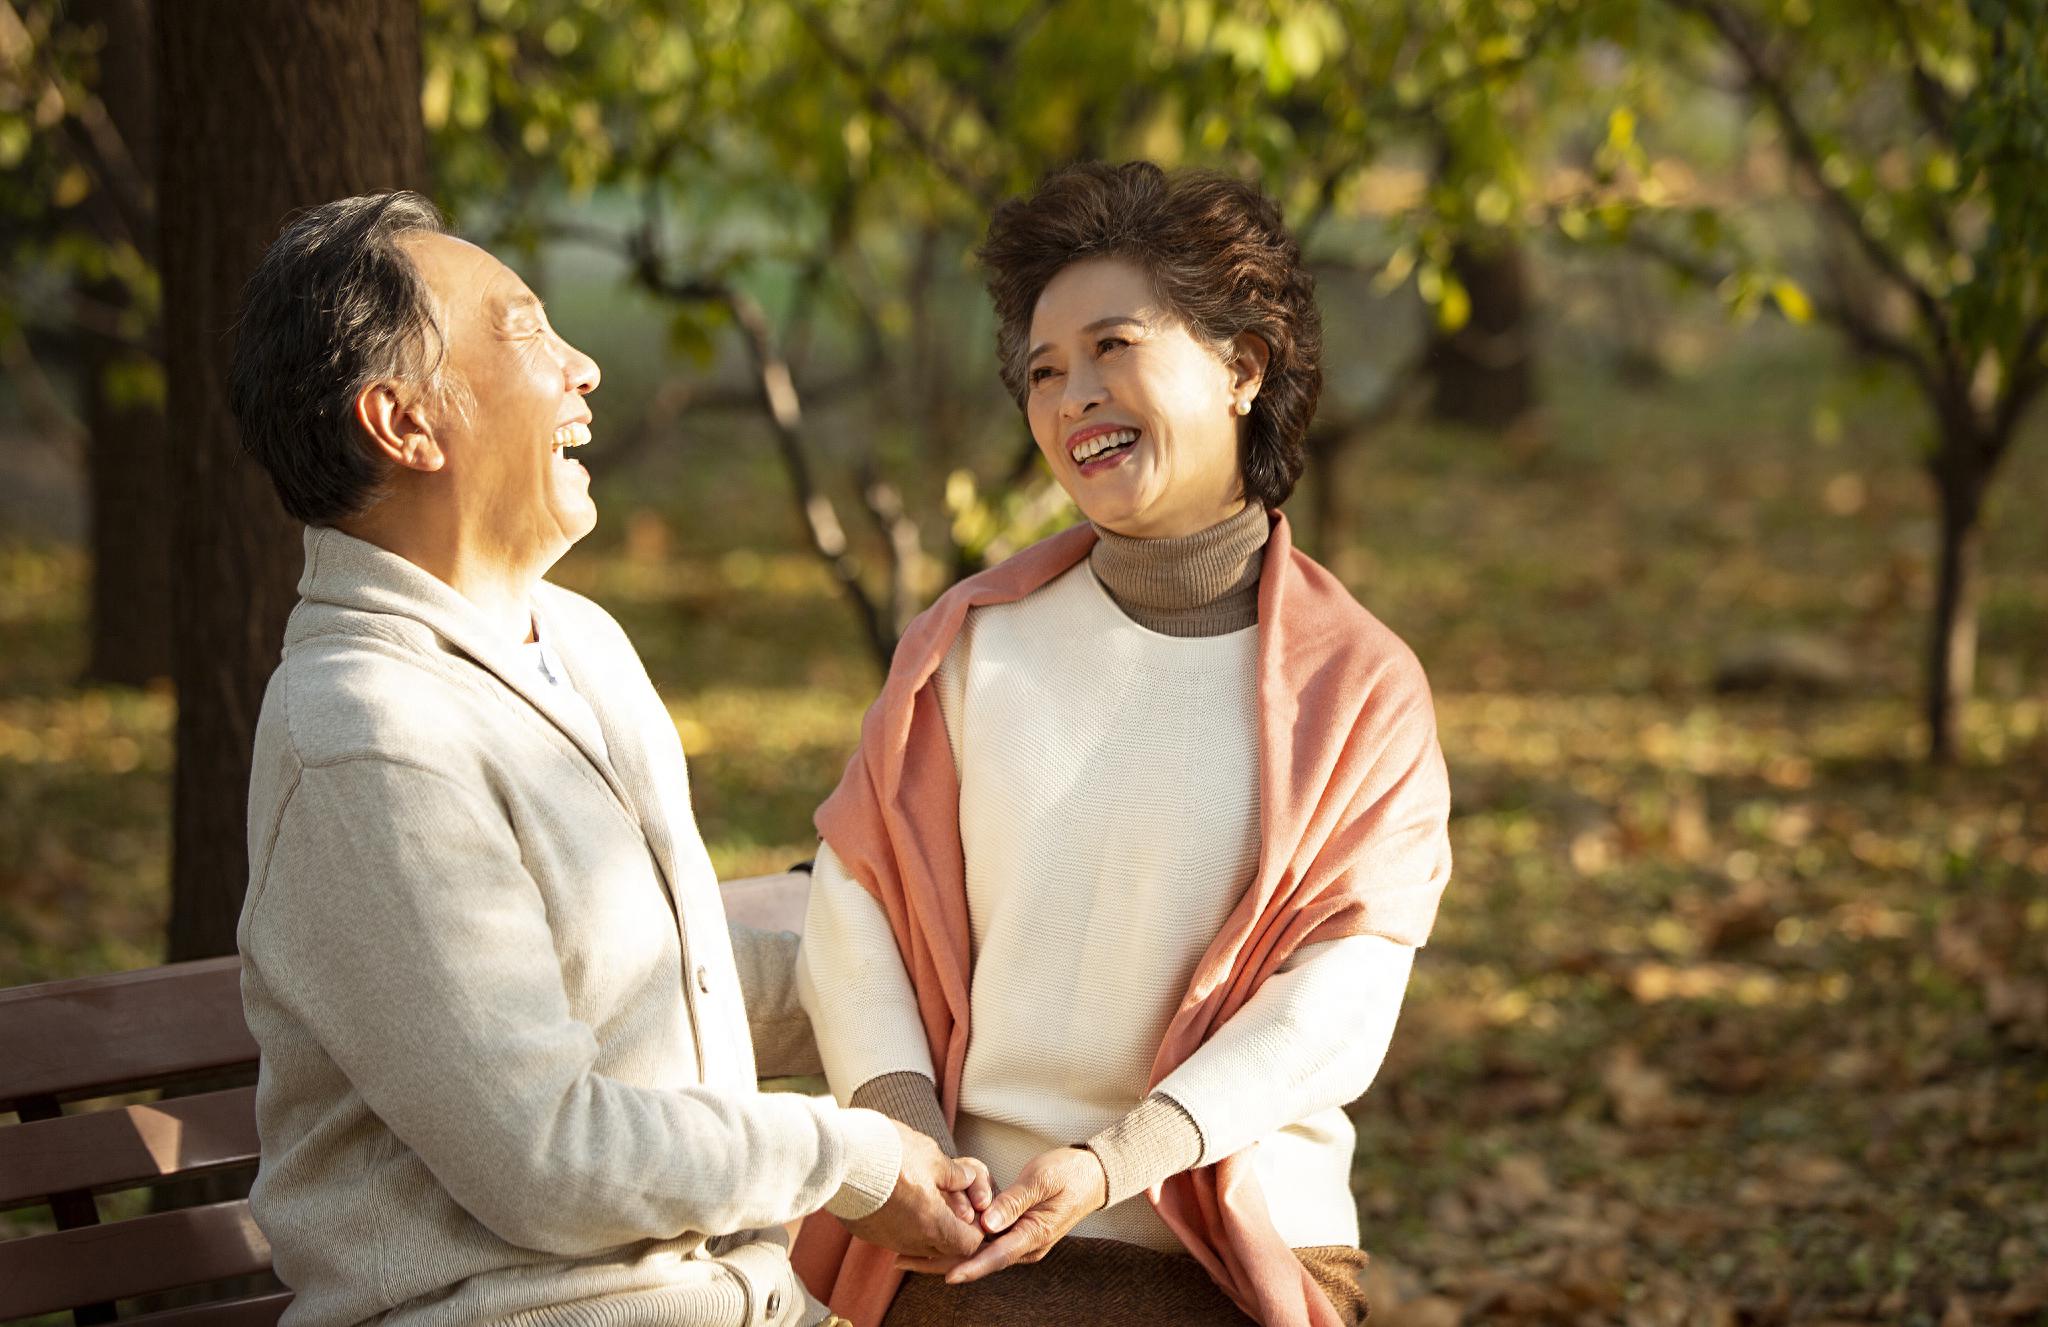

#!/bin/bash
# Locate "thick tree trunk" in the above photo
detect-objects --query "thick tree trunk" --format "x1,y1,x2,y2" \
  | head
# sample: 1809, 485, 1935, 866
1425, 235, 1539, 433
76, 0, 170, 686
158, 1, 428, 962
82, 331, 170, 684
1925, 453, 1987, 766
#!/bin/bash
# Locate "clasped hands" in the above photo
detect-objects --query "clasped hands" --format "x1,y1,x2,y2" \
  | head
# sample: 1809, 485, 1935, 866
842, 1122, 1108, 1285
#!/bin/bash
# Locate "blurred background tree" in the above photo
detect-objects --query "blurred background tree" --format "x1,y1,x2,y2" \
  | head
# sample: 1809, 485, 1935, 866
0, 0, 2036, 977
1573, 0, 2048, 763
0, 0, 167, 686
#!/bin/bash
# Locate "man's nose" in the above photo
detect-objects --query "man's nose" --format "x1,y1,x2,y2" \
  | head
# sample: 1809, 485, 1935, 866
564, 338, 600, 396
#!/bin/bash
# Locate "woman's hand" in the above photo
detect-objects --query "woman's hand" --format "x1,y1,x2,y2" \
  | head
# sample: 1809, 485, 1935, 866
895, 1146, 1107, 1284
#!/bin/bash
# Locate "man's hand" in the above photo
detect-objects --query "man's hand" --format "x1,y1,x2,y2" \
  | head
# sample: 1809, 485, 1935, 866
842, 1122, 993, 1260
896, 1146, 1106, 1284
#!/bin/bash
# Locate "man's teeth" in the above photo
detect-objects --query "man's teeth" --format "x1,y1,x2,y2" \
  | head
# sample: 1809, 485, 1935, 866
1070, 428, 1138, 463
551, 422, 592, 453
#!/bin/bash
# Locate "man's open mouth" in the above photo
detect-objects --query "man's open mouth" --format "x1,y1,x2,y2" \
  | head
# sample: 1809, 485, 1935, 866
551, 422, 591, 457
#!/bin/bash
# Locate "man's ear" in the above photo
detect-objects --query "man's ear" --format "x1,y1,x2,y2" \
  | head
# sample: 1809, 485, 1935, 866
1231, 331, 1272, 401
354, 381, 445, 473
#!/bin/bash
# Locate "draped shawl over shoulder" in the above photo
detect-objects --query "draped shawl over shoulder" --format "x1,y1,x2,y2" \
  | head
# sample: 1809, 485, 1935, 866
792, 511, 1452, 1327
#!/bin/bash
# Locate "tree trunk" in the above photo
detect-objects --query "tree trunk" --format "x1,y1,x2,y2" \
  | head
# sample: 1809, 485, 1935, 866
1306, 426, 1358, 562
1425, 235, 1539, 434
76, 0, 170, 686
1925, 450, 1987, 766
158, 1, 428, 962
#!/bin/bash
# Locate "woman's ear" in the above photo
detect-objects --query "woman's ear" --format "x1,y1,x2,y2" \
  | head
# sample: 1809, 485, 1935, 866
1231, 331, 1272, 403
353, 380, 446, 473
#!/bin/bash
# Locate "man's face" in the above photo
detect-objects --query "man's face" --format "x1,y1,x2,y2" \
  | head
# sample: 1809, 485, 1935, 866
402, 233, 601, 564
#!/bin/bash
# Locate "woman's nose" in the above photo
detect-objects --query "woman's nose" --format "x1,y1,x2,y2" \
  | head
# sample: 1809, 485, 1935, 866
1061, 362, 1106, 418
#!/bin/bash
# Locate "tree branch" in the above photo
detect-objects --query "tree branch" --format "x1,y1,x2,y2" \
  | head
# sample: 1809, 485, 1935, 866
0, 326, 87, 458
1992, 312, 2048, 454
1667, 0, 1957, 369
637, 264, 896, 666
0, 0, 153, 247
1873, 0, 1958, 143
854, 461, 925, 641
789, 0, 997, 211
1606, 211, 1943, 400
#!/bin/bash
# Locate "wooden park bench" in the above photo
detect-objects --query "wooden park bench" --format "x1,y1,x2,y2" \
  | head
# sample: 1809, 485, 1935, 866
0, 871, 813, 1327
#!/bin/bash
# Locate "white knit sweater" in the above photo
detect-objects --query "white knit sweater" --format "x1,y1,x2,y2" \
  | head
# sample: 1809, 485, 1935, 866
799, 563, 1414, 1253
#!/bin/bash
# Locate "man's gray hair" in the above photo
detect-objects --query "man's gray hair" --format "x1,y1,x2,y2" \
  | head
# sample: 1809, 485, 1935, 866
229, 190, 459, 525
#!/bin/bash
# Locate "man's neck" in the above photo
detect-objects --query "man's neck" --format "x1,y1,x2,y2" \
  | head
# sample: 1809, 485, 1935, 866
336, 510, 546, 645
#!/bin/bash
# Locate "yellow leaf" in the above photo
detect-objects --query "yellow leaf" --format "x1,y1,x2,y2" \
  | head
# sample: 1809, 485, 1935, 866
1437, 281, 1472, 333
1606, 106, 1636, 153
52, 164, 91, 209
420, 62, 453, 130
1771, 278, 1813, 324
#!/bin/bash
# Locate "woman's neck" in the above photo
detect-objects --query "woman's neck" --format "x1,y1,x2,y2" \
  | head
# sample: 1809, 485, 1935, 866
1087, 501, 1269, 638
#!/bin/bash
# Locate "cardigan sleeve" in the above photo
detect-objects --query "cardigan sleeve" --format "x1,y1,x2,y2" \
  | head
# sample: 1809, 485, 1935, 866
244, 756, 903, 1253
1150, 933, 1416, 1168
795, 839, 939, 1102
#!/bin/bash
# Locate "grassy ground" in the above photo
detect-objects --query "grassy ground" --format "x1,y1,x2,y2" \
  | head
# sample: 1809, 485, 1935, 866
1, 316, 2043, 1324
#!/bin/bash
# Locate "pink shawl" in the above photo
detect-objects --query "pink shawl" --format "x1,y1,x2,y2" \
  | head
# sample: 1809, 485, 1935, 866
792, 511, 1452, 1326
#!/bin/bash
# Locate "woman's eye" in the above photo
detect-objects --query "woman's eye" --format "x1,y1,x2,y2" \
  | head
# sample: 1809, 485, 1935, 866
1097, 337, 1129, 354
1029, 366, 1059, 384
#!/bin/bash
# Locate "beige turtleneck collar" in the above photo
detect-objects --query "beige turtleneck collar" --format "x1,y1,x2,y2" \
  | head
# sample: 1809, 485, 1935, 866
1087, 501, 1270, 638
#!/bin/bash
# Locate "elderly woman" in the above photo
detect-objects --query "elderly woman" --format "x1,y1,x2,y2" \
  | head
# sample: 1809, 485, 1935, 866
792, 162, 1452, 1327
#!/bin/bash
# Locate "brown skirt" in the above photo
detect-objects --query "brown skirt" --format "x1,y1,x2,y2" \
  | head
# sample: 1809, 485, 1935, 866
880, 1236, 1369, 1327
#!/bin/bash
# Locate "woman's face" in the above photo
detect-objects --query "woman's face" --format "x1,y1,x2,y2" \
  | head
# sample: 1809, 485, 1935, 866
1024, 257, 1259, 539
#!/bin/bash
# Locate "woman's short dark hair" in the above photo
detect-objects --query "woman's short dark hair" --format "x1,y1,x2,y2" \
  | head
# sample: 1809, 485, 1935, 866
977, 161, 1323, 510
228, 191, 453, 525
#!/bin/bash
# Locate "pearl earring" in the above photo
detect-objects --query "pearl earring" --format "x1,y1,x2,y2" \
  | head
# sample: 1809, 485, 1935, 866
1235, 399, 1252, 416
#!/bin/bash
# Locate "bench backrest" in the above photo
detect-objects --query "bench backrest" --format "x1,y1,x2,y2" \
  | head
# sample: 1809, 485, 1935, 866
0, 870, 811, 1327
0, 957, 282, 1327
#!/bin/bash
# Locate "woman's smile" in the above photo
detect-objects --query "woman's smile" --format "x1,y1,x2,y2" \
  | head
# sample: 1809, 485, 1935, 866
1065, 423, 1143, 475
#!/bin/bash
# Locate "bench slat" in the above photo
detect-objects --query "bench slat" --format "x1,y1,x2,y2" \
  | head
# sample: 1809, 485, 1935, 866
126, 1291, 293, 1327
0, 1087, 261, 1209
720, 870, 809, 936
0, 958, 257, 1110
0, 1199, 272, 1320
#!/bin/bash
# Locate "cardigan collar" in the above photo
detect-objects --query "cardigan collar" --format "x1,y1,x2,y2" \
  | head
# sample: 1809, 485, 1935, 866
287, 525, 653, 855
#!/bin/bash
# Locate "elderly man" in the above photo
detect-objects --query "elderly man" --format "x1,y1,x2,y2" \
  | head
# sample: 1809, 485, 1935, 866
229, 192, 987, 1327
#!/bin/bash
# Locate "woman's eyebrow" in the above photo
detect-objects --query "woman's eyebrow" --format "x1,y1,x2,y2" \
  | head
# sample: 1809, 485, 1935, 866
1027, 315, 1145, 362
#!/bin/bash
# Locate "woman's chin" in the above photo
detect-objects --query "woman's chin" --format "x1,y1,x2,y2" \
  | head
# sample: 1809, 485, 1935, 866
1067, 478, 1154, 534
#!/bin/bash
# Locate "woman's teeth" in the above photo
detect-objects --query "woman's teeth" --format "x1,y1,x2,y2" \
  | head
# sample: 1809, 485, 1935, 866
551, 422, 591, 454
1071, 428, 1138, 463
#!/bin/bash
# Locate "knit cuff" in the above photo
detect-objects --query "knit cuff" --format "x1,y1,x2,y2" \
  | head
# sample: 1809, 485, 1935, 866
850, 1070, 959, 1158
823, 1106, 901, 1221
1084, 1092, 1205, 1208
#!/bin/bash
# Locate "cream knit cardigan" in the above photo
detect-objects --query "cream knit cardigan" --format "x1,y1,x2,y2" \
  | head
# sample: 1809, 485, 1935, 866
239, 527, 900, 1327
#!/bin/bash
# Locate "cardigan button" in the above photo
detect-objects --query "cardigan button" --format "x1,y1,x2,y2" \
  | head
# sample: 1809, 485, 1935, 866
765, 1288, 782, 1319
695, 964, 712, 994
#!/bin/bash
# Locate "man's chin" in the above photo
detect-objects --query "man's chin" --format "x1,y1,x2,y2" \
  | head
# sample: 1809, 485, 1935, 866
540, 499, 599, 558
565, 505, 598, 546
